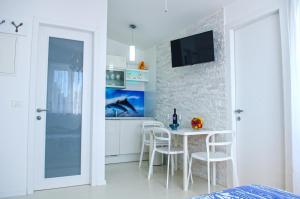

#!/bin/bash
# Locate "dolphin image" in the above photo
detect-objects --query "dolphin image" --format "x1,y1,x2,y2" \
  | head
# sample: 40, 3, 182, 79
106, 103, 128, 113
117, 98, 137, 112
106, 98, 137, 115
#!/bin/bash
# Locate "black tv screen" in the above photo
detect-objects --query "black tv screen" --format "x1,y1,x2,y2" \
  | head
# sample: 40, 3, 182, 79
171, 30, 215, 67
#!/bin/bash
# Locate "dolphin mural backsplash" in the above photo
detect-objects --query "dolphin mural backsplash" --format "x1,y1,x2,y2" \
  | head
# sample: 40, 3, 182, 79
105, 89, 144, 117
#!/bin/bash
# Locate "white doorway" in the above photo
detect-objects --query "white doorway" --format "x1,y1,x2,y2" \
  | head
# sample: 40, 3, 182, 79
233, 12, 285, 188
34, 24, 93, 190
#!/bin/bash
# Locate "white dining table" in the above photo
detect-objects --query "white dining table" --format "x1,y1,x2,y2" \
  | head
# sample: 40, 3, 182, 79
170, 128, 216, 191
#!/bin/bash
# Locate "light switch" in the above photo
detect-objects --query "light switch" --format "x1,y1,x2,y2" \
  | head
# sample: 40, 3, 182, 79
10, 100, 23, 108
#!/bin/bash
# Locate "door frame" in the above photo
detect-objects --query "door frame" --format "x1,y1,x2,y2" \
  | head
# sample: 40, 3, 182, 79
34, 24, 92, 190
225, 8, 292, 190
27, 18, 107, 194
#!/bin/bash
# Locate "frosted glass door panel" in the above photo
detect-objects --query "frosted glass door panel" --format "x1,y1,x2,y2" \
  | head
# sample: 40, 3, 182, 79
45, 37, 84, 178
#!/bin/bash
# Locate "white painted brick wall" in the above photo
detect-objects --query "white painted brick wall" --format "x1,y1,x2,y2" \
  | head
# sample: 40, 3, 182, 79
154, 10, 228, 185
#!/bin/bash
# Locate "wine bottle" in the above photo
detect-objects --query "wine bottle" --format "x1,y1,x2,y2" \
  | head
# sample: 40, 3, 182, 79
172, 108, 178, 124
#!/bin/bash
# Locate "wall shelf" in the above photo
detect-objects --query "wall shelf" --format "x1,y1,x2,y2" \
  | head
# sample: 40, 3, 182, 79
126, 69, 149, 82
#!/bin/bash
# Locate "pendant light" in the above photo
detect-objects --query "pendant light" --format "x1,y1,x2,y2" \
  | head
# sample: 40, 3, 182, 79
129, 24, 136, 62
164, 0, 168, 13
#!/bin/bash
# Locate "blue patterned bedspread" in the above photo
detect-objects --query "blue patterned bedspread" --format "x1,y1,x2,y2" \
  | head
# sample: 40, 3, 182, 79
191, 185, 300, 199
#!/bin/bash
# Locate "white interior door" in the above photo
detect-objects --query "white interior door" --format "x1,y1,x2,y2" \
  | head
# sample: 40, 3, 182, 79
234, 13, 285, 188
34, 25, 92, 190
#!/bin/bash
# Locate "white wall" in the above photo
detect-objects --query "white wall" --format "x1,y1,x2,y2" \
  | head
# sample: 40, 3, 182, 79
107, 39, 144, 64
154, 10, 228, 185
289, 1, 300, 194
144, 47, 157, 117
224, 0, 292, 191
0, 21, 32, 198
225, 0, 286, 25
0, 0, 107, 197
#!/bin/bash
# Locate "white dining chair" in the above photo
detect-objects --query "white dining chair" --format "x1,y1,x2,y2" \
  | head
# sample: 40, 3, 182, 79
147, 127, 185, 188
139, 121, 166, 168
188, 130, 238, 193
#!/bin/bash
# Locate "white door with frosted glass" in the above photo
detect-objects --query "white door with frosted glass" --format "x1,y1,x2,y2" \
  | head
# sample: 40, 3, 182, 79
34, 25, 92, 190
234, 13, 284, 188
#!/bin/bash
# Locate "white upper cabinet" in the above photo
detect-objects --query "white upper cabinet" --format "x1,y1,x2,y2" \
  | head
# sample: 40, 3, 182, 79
107, 55, 127, 69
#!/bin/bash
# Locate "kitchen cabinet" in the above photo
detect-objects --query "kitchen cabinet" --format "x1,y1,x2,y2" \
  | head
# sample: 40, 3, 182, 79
119, 120, 142, 154
107, 55, 126, 69
106, 69, 126, 89
105, 118, 153, 164
105, 120, 120, 156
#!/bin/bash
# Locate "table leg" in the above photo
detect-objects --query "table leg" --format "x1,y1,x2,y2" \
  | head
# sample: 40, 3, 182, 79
212, 135, 216, 186
183, 135, 188, 191
149, 133, 153, 175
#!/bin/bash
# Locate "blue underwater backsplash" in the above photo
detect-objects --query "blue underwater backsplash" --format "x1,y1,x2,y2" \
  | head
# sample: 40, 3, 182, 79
105, 89, 144, 117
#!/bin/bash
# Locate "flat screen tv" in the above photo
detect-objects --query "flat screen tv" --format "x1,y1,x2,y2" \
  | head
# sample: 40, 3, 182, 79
171, 30, 215, 67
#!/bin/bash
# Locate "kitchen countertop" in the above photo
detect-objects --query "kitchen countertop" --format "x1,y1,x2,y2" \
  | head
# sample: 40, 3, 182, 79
106, 117, 154, 120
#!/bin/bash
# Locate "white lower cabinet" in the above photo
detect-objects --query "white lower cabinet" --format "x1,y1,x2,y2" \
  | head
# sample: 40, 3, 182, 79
119, 120, 142, 155
105, 120, 120, 156
105, 119, 152, 164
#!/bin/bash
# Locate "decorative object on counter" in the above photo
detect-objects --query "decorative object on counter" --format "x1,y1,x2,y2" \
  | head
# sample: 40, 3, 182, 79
105, 89, 144, 117
168, 108, 180, 130
191, 117, 203, 129
172, 108, 178, 124
169, 123, 179, 130
138, 61, 147, 70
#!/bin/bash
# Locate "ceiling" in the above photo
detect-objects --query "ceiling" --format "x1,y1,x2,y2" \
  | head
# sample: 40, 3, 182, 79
107, 0, 235, 50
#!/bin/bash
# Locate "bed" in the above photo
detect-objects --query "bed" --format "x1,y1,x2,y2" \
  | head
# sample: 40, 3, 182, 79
190, 185, 300, 199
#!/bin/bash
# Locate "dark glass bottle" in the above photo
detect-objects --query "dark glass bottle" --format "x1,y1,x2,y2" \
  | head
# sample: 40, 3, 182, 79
172, 108, 178, 124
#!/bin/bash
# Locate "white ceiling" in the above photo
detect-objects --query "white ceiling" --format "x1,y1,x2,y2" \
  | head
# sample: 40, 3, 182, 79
107, 0, 235, 49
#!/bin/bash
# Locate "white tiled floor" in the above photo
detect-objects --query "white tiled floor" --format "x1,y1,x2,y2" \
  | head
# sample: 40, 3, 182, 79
6, 162, 224, 199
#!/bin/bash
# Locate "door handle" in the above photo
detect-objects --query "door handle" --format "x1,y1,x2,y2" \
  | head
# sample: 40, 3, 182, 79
235, 109, 244, 114
36, 108, 48, 113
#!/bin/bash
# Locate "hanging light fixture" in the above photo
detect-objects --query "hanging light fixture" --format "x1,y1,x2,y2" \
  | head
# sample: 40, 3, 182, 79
129, 24, 136, 62
164, 0, 168, 13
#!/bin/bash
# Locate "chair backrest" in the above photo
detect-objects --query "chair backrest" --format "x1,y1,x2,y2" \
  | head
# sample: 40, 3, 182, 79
205, 130, 234, 161
142, 121, 164, 129
142, 121, 164, 141
151, 127, 171, 150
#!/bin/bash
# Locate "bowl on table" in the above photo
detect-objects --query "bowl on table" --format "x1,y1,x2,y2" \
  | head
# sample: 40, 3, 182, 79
169, 123, 179, 130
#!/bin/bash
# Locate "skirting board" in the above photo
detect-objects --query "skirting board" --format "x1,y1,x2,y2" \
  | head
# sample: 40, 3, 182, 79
0, 190, 26, 198
105, 153, 148, 164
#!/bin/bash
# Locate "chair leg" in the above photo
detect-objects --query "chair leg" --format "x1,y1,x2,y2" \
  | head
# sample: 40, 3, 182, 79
139, 143, 145, 168
166, 154, 170, 189
232, 159, 239, 186
207, 161, 211, 194
175, 154, 178, 171
187, 155, 194, 184
212, 162, 216, 186
148, 150, 156, 180
171, 155, 175, 176
188, 157, 193, 186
